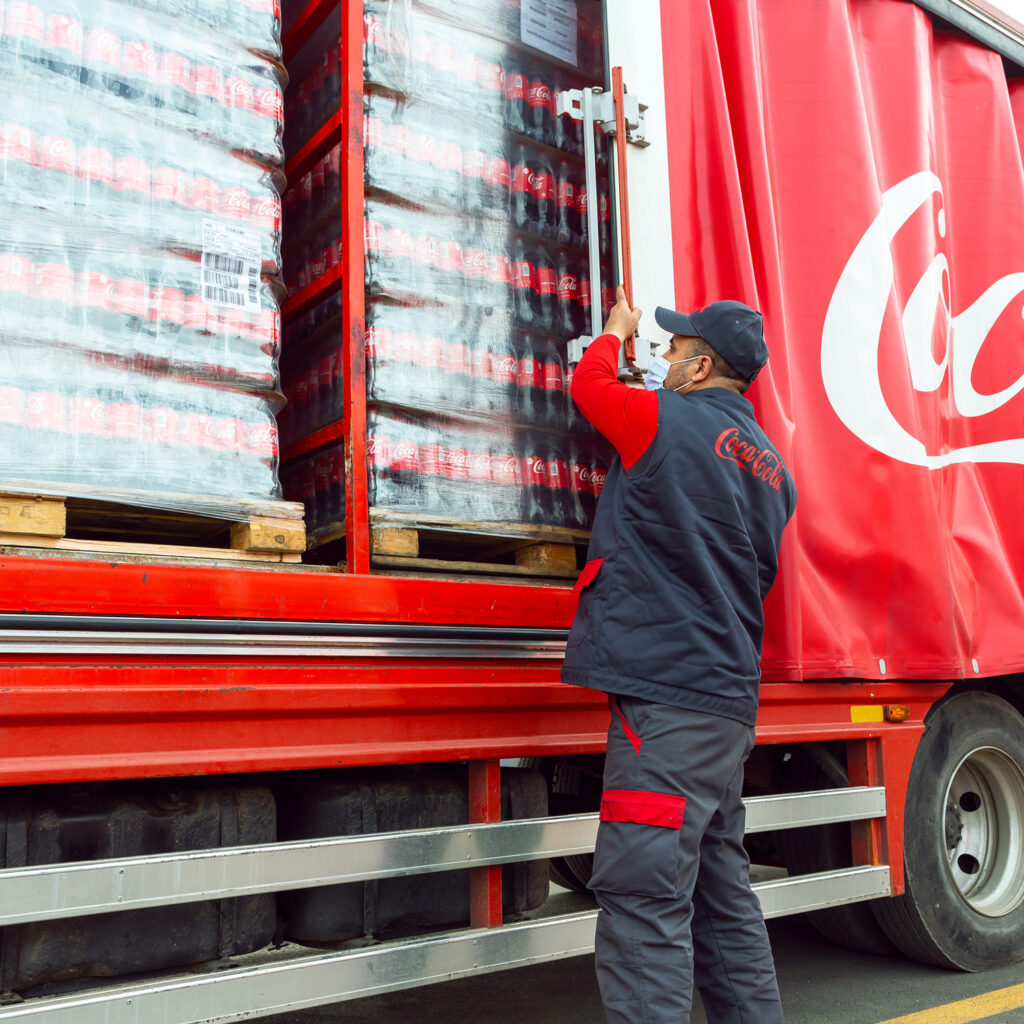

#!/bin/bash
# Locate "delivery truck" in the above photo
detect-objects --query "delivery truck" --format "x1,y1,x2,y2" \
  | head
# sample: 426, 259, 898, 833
1, 0, 1023, 1020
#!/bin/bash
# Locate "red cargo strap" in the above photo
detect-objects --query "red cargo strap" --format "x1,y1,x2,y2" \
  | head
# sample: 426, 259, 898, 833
572, 557, 604, 592
610, 695, 642, 754
600, 789, 686, 829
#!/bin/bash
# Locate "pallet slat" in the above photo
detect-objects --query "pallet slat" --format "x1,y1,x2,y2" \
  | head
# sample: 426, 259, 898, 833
0, 485, 306, 565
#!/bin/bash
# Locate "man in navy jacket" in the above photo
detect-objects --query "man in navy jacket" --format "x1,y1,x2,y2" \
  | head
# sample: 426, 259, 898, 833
563, 287, 796, 1024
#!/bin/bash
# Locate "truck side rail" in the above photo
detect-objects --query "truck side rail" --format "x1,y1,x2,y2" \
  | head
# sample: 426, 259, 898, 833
0, 787, 889, 1023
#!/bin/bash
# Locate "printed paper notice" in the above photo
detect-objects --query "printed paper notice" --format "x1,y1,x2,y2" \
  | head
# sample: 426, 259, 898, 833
521, 0, 578, 67
201, 218, 262, 313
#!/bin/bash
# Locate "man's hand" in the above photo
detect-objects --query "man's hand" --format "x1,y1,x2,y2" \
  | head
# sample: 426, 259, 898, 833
601, 284, 642, 349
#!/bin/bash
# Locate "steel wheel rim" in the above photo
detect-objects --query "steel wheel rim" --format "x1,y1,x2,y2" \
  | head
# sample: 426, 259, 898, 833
943, 746, 1024, 918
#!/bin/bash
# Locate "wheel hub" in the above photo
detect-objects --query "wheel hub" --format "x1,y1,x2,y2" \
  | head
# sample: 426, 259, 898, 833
943, 746, 1024, 918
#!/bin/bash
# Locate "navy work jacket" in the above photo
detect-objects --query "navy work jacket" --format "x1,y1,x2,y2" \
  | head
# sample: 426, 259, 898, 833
561, 387, 797, 726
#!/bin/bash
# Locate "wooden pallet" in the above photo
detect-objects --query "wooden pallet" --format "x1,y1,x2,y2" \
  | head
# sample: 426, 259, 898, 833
0, 483, 306, 564
368, 510, 589, 579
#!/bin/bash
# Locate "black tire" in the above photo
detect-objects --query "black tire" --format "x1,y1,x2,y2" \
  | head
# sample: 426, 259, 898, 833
872, 691, 1024, 970
779, 821, 896, 955
517, 755, 602, 893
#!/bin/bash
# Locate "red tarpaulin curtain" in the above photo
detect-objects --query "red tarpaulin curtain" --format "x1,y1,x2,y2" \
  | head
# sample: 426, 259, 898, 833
661, 0, 1024, 680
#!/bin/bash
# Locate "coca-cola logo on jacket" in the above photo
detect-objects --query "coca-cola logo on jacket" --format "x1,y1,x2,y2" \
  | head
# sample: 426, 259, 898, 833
822, 172, 1024, 467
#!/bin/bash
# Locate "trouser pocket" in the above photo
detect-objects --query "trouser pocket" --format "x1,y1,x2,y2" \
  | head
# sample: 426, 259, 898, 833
588, 789, 686, 898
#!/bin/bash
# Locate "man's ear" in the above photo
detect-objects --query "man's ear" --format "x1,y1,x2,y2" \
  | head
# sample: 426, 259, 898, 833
692, 354, 713, 382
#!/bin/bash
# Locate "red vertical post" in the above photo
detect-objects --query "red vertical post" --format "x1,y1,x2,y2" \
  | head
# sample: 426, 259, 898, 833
611, 66, 635, 363
847, 729, 916, 893
340, 0, 370, 574
469, 759, 503, 928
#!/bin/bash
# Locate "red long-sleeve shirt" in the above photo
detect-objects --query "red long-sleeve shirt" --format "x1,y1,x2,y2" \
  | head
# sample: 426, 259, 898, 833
570, 333, 658, 471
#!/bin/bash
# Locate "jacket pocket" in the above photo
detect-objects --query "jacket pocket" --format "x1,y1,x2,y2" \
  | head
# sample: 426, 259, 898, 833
566, 558, 604, 647
588, 789, 686, 898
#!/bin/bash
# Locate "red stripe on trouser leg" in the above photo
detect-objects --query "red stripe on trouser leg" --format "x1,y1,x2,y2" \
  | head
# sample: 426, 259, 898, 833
600, 789, 686, 828
610, 695, 642, 754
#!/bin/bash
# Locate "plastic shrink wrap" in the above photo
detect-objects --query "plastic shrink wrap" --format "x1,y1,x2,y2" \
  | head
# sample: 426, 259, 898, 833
0, 0, 285, 512
281, 0, 612, 541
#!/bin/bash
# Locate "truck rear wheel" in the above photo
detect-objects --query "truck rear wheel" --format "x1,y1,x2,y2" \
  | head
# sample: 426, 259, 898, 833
873, 691, 1024, 970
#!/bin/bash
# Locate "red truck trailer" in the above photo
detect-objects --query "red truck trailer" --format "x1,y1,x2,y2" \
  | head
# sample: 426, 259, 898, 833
1, 0, 1023, 1020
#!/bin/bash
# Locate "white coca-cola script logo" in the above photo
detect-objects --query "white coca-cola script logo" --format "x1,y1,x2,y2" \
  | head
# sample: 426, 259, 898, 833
822, 171, 1024, 467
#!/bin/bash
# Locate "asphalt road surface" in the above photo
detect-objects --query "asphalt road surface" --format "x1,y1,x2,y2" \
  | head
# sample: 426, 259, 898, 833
261, 905, 1024, 1024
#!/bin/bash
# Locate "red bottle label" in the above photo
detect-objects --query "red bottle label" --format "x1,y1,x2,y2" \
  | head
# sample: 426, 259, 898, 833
34, 261, 74, 301
77, 147, 113, 183
122, 39, 157, 77
6, 2, 44, 41
529, 171, 554, 201
220, 185, 252, 218
84, 27, 120, 66
517, 357, 541, 387
0, 387, 26, 426
527, 81, 551, 108
144, 408, 178, 444
558, 273, 579, 302
557, 179, 575, 208
45, 13, 82, 53
511, 260, 535, 291
191, 64, 222, 99
67, 396, 105, 435
537, 266, 557, 295
113, 157, 150, 195
505, 73, 526, 101
35, 134, 74, 173
0, 254, 34, 295
26, 392, 65, 431
543, 363, 564, 392
157, 52, 190, 88
0, 124, 35, 164
152, 165, 186, 204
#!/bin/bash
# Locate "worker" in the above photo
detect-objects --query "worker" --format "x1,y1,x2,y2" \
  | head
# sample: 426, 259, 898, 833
562, 286, 796, 1024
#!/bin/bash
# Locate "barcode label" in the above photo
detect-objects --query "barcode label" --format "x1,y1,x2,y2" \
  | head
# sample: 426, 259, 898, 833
202, 217, 262, 313
203, 286, 247, 307
202, 251, 245, 275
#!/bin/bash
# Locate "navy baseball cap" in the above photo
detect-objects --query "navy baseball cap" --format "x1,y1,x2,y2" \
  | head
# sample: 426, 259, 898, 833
654, 300, 768, 382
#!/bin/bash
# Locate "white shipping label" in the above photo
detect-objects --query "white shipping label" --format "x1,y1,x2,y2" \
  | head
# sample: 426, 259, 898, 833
521, 0, 578, 66
201, 218, 262, 313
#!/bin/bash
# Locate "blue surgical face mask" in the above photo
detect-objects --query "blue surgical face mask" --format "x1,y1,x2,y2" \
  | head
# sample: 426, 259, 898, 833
644, 354, 700, 391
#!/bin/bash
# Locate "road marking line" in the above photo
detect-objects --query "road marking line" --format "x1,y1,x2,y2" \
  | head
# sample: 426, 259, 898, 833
877, 982, 1024, 1024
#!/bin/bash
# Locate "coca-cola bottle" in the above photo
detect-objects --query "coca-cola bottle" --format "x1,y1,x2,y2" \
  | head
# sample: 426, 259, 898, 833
0, 99, 38, 206
148, 263, 187, 349
387, 416, 423, 510
484, 149, 511, 215
556, 250, 583, 338
467, 447, 494, 521
3, 1, 46, 70
540, 338, 567, 428
534, 244, 558, 328
473, 51, 505, 119
365, 423, 391, 508
433, 132, 463, 209
437, 233, 465, 304
34, 242, 76, 337
504, 61, 529, 135
42, 1, 84, 81
491, 444, 524, 522
191, 60, 224, 134
598, 188, 613, 258
141, 384, 180, 490
0, 236, 36, 340
461, 130, 488, 217
468, 317, 494, 413
484, 246, 513, 317
74, 120, 115, 216
112, 136, 152, 230
545, 441, 572, 527
0, 384, 28, 476
516, 334, 544, 423
530, 153, 556, 237
443, 324, 474, 414
590, 454, 609, 513
555, 161, 580, 246
510, 238, 537, 328
34, 107, 76, 207
82, 5, 125, 96
510, 143, 534, 232
25, 375, 68, 481
77, 252, 118, 344
487, 319, 519, 417
522, 436, 550, 524
461, 224, 490, 307
567, 441, 593, 528
119, 31, 159, 106
156, 46, 196, 117
243, 410, 280, 497
526, 66, 552, 144
327, 445, 346, 525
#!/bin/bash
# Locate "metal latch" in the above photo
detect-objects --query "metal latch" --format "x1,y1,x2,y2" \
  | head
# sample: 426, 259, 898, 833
559, 81, 655, 378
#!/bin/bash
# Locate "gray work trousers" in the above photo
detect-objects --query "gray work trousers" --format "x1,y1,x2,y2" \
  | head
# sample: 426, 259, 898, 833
588, 694, 783, 1024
